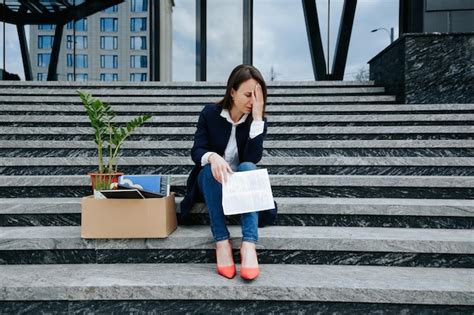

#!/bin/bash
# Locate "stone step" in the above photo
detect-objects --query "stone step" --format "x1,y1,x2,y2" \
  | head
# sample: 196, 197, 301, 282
0, 80, 377, 87
1, 198, 472, 229
1, 103, 472, 113
1, 139, 472, 149
0, 87, 386, 96
3, 157, 472, 176
1, 113, 472, 125
1, 225, 472, 254
0, 226, 472, 267
2, 197, 472, 217
0, 264, 472, 306
2, 156, 472, 167
0, 95, 397, 104
2, 174, 472, 188
1, 175, 472, 199
1, 126, 472, 135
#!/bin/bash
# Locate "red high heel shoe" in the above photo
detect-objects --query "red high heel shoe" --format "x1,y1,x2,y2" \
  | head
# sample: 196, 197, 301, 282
216, 241, 236, 279
240, 246, 260, 281
217, 263, 236, 279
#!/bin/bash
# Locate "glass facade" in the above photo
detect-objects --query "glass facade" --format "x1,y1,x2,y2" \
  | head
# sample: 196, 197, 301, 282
67, 19, 87, 31
101, 18, 118, 32
130, 18, 147, 32
37, 54, 51, 67
100, 73, 119, 81
38, 36, 54, 49
66, 35, 87, 49
131, 0, 148, 12
100, 36, 118, 50
101, 55, 119, 68
28, 0, 162, 82
37, 73, 47, 81
67, 54, 88, 68
130, 36, 147, 50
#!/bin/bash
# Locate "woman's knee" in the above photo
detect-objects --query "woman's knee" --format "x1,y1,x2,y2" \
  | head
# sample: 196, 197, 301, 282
200, 164, 213, 177
198, 164, 215, 186
237, 162, 257, 172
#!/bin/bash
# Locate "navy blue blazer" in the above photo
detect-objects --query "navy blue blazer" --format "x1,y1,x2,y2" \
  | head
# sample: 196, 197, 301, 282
180, 104, 277, 227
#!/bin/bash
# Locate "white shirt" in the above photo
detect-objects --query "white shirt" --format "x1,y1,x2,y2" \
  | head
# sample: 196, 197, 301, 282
201, 109, 265, 171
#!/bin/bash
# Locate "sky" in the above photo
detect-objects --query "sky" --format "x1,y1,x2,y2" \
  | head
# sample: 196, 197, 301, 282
0, 0, 398, 81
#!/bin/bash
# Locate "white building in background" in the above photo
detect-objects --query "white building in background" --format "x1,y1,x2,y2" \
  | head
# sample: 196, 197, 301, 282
29, 0, 173, 82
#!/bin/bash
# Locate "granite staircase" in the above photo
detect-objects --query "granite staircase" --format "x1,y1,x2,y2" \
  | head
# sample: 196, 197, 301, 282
0, 81, 472, 314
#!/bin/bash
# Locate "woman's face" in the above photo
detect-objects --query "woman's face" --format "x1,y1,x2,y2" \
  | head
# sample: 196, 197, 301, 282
230, 78, 258, 115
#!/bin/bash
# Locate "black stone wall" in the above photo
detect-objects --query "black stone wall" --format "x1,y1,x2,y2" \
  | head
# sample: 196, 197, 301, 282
369, 33, 474, 104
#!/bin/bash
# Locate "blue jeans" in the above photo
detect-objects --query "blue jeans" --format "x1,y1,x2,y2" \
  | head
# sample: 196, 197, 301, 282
197, 162, 259, 243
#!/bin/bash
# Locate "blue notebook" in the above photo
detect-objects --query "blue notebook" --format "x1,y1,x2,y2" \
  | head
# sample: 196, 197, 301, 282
118, 175, 160, 193
118, 175, 170, 196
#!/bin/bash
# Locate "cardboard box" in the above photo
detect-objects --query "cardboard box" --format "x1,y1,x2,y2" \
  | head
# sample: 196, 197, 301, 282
81, 193, 177, 239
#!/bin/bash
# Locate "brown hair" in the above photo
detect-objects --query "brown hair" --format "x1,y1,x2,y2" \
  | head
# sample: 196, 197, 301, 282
217, 64, 267, 117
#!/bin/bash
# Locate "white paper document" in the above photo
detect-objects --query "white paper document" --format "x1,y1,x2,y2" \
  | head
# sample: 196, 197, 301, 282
222, 169, 274, 215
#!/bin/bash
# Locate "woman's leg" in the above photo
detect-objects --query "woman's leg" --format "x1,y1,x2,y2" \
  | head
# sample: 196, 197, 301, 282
197, 164, 230, 242
236, 162, 259, 243
236, 162, 260, 279
198, 164, 234, 277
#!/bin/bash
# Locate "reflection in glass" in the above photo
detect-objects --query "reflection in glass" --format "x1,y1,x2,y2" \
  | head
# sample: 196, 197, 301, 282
100, 73, 119, 81
67, 54, 88, 68
101, 55, 118, 68
131, 55, 147, 68
131, 0, 148, 12
100, 36, 118, 50
38, 24, 55, 30
130, 73, 147, 81
67, 19, 87, 31
101, 18, 118, 32
37, 54, 51, 67
67, 73, 88, 81
66, 35, 87, 49
38, 36, 54, 49
103, 5, 118, 13
130, 36, 147, 50
37, 73, 47, 81
130, 18, 147, 32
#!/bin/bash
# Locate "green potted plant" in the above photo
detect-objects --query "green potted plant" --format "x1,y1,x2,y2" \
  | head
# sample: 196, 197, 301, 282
78, 90, 152, 195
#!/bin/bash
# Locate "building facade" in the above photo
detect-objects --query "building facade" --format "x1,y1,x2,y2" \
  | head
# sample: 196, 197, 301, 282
29, 0, 173, 82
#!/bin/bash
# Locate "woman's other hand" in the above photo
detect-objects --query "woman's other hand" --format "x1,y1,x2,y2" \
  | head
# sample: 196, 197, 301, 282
208, 153, 234, 184
252, 83, 264, 121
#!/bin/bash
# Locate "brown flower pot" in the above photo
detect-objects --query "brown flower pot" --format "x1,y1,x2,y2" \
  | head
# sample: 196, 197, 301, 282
88, 172, 124, 192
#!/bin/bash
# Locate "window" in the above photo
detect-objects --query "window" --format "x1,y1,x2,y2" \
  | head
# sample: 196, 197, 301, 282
66, 35, 87, 49
37, 53, 51, 67
67, 73, 88, 81
131, 0, 147, 12
130, 55, 147, 68
101, 18, 118, 32
103, 5, 118, 12
37, 73, 47, 81
130, 36, 146, 50
67, 19, 87, 31
67, 54, 88, 68
130, 18, 146, 32
130, 73, 147, 81
100, 36, 118, 50
100, 73, 118, 81
38, 36, 54, 49
101, 55, 118, 68
38, 24, 55, 30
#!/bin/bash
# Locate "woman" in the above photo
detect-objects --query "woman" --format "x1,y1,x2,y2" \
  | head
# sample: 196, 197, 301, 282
181, 64, 277, 280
